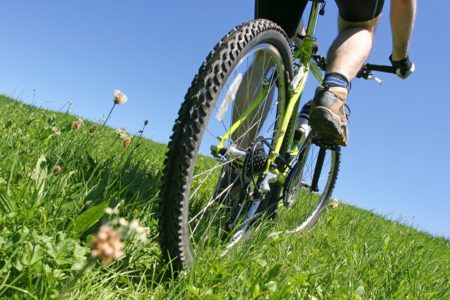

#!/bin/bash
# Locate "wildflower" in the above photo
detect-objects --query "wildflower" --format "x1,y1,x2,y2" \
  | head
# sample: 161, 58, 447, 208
72, 119, 83, 130
122, 136, 132, 148
91, 226, 124, 265
137, 120, 149, 141
116, 128, 127, 138
51, 126, 61, 135
113, 90, 127, 105
128, 219, 150, 241
129, 219, 140, 231
118, 218, 129, 227
102, 90, 127, 127
105, 207, 119, 215
105, 201, 123, 215
329, 198, 340, 208
53, 165, 62, 173
104, 207, 114, 215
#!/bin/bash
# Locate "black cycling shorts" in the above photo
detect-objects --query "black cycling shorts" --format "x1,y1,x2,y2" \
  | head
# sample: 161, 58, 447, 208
255, 0, 308, 38
255, 0, 385, 38
335, 0, 385, 22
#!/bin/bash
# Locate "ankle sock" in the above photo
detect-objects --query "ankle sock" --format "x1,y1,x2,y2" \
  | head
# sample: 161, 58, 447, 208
323, 72, 350, 89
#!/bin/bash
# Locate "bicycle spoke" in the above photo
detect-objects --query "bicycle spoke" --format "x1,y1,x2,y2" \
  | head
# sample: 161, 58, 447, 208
160, 23, 294, 270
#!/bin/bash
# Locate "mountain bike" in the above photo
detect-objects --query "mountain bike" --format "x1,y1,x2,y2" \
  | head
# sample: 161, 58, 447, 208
159, 0, 398, 271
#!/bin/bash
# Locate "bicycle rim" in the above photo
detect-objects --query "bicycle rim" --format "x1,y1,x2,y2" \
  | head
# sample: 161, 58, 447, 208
189, 45, 287, 249
279, 142, 340, 233
159, 20, 293, 271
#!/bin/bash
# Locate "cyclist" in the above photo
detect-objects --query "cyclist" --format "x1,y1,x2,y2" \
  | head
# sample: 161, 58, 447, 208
255, 0, 416, 146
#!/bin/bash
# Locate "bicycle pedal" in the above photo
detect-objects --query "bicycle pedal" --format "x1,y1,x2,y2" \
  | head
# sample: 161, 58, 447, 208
312, 138, 339, 150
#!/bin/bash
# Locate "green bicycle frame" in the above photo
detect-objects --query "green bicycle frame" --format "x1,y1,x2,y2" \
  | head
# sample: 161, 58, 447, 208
214, 0, 325, 180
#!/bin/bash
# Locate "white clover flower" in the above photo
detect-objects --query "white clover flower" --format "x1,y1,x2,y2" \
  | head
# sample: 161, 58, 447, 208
129, 219, 140, 230
118, 218, 129, 227
71, 119, 83, 130
114, 90, 127, 105
329, 198, 340, 208
51, 126, 61, 135
105, 207, 118, 215
128, 219, 149, 241
116, 128, 127, 138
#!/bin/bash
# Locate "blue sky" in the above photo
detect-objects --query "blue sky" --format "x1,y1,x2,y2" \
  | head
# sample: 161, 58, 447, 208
1, 1, 449, 238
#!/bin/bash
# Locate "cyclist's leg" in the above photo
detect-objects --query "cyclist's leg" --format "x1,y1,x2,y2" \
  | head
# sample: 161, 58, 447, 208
326, 16, 381, 81
328, 0, 385, 81
232, 52, 275, 149
309, 0, 384, 146
232, 1, 308, 149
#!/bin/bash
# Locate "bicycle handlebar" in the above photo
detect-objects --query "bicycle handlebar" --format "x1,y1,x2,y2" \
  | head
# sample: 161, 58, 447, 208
312, 55, 397, 78
312, 55, 398, 84
358, 63, 396, 78
356, 63, 397, 84
363, 64, 396, 74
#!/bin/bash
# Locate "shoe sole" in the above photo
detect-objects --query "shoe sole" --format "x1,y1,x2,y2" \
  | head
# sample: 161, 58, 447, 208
309, 107, 348, 146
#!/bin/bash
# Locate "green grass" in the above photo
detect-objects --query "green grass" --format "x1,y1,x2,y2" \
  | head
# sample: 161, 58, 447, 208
0, 94, 448, 299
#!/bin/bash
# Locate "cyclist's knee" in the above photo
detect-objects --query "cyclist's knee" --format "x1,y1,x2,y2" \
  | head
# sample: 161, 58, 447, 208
338, 15, 381, 33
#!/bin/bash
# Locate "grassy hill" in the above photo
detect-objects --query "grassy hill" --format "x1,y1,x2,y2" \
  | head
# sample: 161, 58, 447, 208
0, 95, 448, 299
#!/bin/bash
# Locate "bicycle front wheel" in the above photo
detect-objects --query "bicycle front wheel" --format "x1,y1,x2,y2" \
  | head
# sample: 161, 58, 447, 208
159, 19, 294, 271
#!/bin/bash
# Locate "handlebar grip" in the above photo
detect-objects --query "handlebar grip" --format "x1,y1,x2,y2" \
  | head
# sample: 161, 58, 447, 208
365, 64, 396, 74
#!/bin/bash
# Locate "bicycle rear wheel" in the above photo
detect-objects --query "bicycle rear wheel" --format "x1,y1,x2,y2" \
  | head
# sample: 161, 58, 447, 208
279, 141, 340, 232
159, 19, 294, 271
